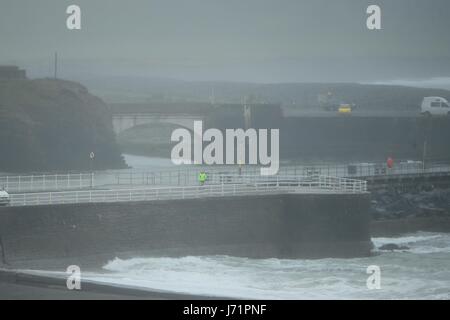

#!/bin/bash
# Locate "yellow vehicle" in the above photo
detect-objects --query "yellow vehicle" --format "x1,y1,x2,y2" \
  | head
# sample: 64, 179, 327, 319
338, 104, 352, 115
318, 92, 355, 114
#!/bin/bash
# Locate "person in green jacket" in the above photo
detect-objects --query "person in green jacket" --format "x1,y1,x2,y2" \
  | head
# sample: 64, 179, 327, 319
198, 171, 207, 186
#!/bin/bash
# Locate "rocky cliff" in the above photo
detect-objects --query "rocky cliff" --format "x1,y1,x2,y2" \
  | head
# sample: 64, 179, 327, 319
0, 78, 126, 172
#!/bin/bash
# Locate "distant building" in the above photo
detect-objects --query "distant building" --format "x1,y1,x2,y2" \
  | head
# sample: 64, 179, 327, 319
0, 66, 27, 80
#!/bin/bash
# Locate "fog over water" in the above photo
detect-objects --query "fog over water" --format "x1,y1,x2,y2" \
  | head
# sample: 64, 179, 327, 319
367, 77, 450, 91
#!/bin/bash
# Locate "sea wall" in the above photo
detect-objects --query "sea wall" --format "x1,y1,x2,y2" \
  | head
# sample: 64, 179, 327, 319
0, 193, 371, 268
281, 116, 450, 162
205, 105, 450, 162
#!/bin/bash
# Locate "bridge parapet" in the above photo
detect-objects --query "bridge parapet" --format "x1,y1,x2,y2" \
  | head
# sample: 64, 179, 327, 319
112, 112, 206, 134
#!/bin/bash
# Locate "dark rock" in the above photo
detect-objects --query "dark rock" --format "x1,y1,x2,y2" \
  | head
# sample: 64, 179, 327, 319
371, 188, 450, 220
378, 243, 410, 251
0, 78, 126, 171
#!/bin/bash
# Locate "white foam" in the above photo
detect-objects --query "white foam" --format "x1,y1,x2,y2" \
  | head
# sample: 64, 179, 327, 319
372, 232, 450, 254
17, 232, 450, 299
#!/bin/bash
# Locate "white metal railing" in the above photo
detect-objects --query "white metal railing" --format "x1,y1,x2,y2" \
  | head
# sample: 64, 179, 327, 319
104, 162, 450, 186
2, 160, 448, 193
8, 175, 367, 207
0, 173, 95, 192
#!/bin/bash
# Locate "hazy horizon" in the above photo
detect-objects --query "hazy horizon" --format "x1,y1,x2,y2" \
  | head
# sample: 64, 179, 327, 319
1, 0, 450, 83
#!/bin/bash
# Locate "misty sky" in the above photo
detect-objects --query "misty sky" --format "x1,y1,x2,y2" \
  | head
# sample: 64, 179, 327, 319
1, 0, 450, 82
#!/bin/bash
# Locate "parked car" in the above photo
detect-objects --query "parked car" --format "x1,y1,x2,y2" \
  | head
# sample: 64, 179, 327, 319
421, 97, 450, 116
0, 189, 10, 206
337, 104, 353, 115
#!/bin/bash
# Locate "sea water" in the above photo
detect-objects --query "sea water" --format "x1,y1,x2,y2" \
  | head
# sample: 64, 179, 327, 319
25, 231, 450, 299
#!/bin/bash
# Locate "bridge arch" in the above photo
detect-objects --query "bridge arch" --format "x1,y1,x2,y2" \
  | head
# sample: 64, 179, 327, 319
112, 113, 206, 135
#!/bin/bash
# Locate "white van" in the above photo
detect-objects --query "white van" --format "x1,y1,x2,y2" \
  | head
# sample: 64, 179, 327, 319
0, 189, 10, 206
421, 97, 450, 116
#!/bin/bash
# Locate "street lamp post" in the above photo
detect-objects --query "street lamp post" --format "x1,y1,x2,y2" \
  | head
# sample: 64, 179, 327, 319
422, 140, 427, 172
89, 151, 95, 188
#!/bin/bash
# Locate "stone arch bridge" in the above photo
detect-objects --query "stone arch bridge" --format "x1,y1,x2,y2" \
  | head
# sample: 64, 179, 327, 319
112, 112, 206, 135
110, 103, 213, 134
